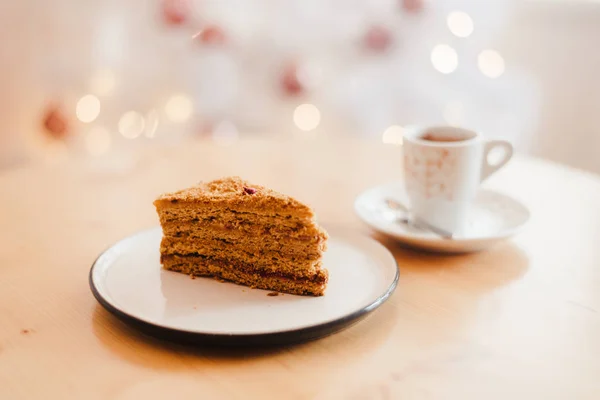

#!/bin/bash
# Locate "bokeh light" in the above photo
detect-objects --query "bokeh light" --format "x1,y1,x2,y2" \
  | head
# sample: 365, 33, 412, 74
293, 104, 321, 131
165, 94, 193, 123
76, 95, 101, 123
85, 127, 111, 156
478, 50, 505, 78
447, 11, 474, 38
431, 44, 458, 74
118, 111, 145, 139
382, 125, 404, 145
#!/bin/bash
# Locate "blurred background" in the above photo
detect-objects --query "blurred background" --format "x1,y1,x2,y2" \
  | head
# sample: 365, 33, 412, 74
1, 0, 599, 174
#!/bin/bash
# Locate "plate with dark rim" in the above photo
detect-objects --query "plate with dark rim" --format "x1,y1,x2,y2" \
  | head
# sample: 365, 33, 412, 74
89, 226, 399, 346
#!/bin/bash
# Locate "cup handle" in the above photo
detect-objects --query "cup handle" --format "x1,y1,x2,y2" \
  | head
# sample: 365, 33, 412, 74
481, 140, 513, 181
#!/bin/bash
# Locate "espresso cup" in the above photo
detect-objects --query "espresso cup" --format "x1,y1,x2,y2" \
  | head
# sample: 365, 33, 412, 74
402, 125, 513, 235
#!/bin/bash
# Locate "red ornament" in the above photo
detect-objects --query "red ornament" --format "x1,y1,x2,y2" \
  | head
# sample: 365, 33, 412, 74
281, 63, 303, 96
402, 0, 424, 13
364, 26, 393, 52
42, 105, 69, 139
161, 0, 190, 26
193, 25, 227, 46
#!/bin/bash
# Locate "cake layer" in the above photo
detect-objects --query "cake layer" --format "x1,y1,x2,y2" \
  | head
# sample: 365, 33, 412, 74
161, 249, 322, 277
160, 235, 323, 261
154, 193, 314, 220
160, 218, 328, 247
153, 177, 315, 220
162, 254, 328, 296
157, 207, 320, 231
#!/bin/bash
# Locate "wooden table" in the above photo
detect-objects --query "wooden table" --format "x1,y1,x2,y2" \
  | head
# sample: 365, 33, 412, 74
1, 137, 599, 399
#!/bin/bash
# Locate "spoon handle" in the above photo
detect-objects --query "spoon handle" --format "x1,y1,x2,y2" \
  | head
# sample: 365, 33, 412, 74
384, 198, 454, 239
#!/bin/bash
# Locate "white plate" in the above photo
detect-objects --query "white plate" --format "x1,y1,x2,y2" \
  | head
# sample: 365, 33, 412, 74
90, 226, 398, 346
354, 182, 530, 253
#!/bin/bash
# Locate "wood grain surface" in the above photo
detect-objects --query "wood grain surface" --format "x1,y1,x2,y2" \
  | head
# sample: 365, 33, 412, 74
1, 137, 599, 399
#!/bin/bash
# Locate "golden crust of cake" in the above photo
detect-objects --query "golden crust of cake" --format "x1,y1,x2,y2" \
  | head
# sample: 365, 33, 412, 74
154, 176, 315, 220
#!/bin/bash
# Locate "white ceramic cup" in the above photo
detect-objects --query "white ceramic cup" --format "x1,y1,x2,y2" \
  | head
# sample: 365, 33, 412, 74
402, 125, 513, 235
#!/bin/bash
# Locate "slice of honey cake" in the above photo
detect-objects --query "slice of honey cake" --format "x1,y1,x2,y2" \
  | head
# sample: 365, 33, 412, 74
153, 176, 329, 296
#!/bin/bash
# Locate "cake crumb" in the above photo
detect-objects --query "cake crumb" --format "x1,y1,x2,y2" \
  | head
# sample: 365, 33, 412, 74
267, 292, 280, 297
20, 329, 32, 335
190, 275, 196, 280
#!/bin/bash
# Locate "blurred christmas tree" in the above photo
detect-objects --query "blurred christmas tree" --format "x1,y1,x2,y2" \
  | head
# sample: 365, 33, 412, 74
31, 0, 537, 164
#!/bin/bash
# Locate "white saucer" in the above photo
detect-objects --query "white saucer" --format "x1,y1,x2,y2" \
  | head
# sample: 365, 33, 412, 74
354, 182, 530, 253
89, 226, 398, 346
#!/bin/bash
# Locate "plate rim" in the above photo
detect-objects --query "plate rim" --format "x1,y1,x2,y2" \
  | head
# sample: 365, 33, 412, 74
89, 227, 399, 346
354, 181, 531, 243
